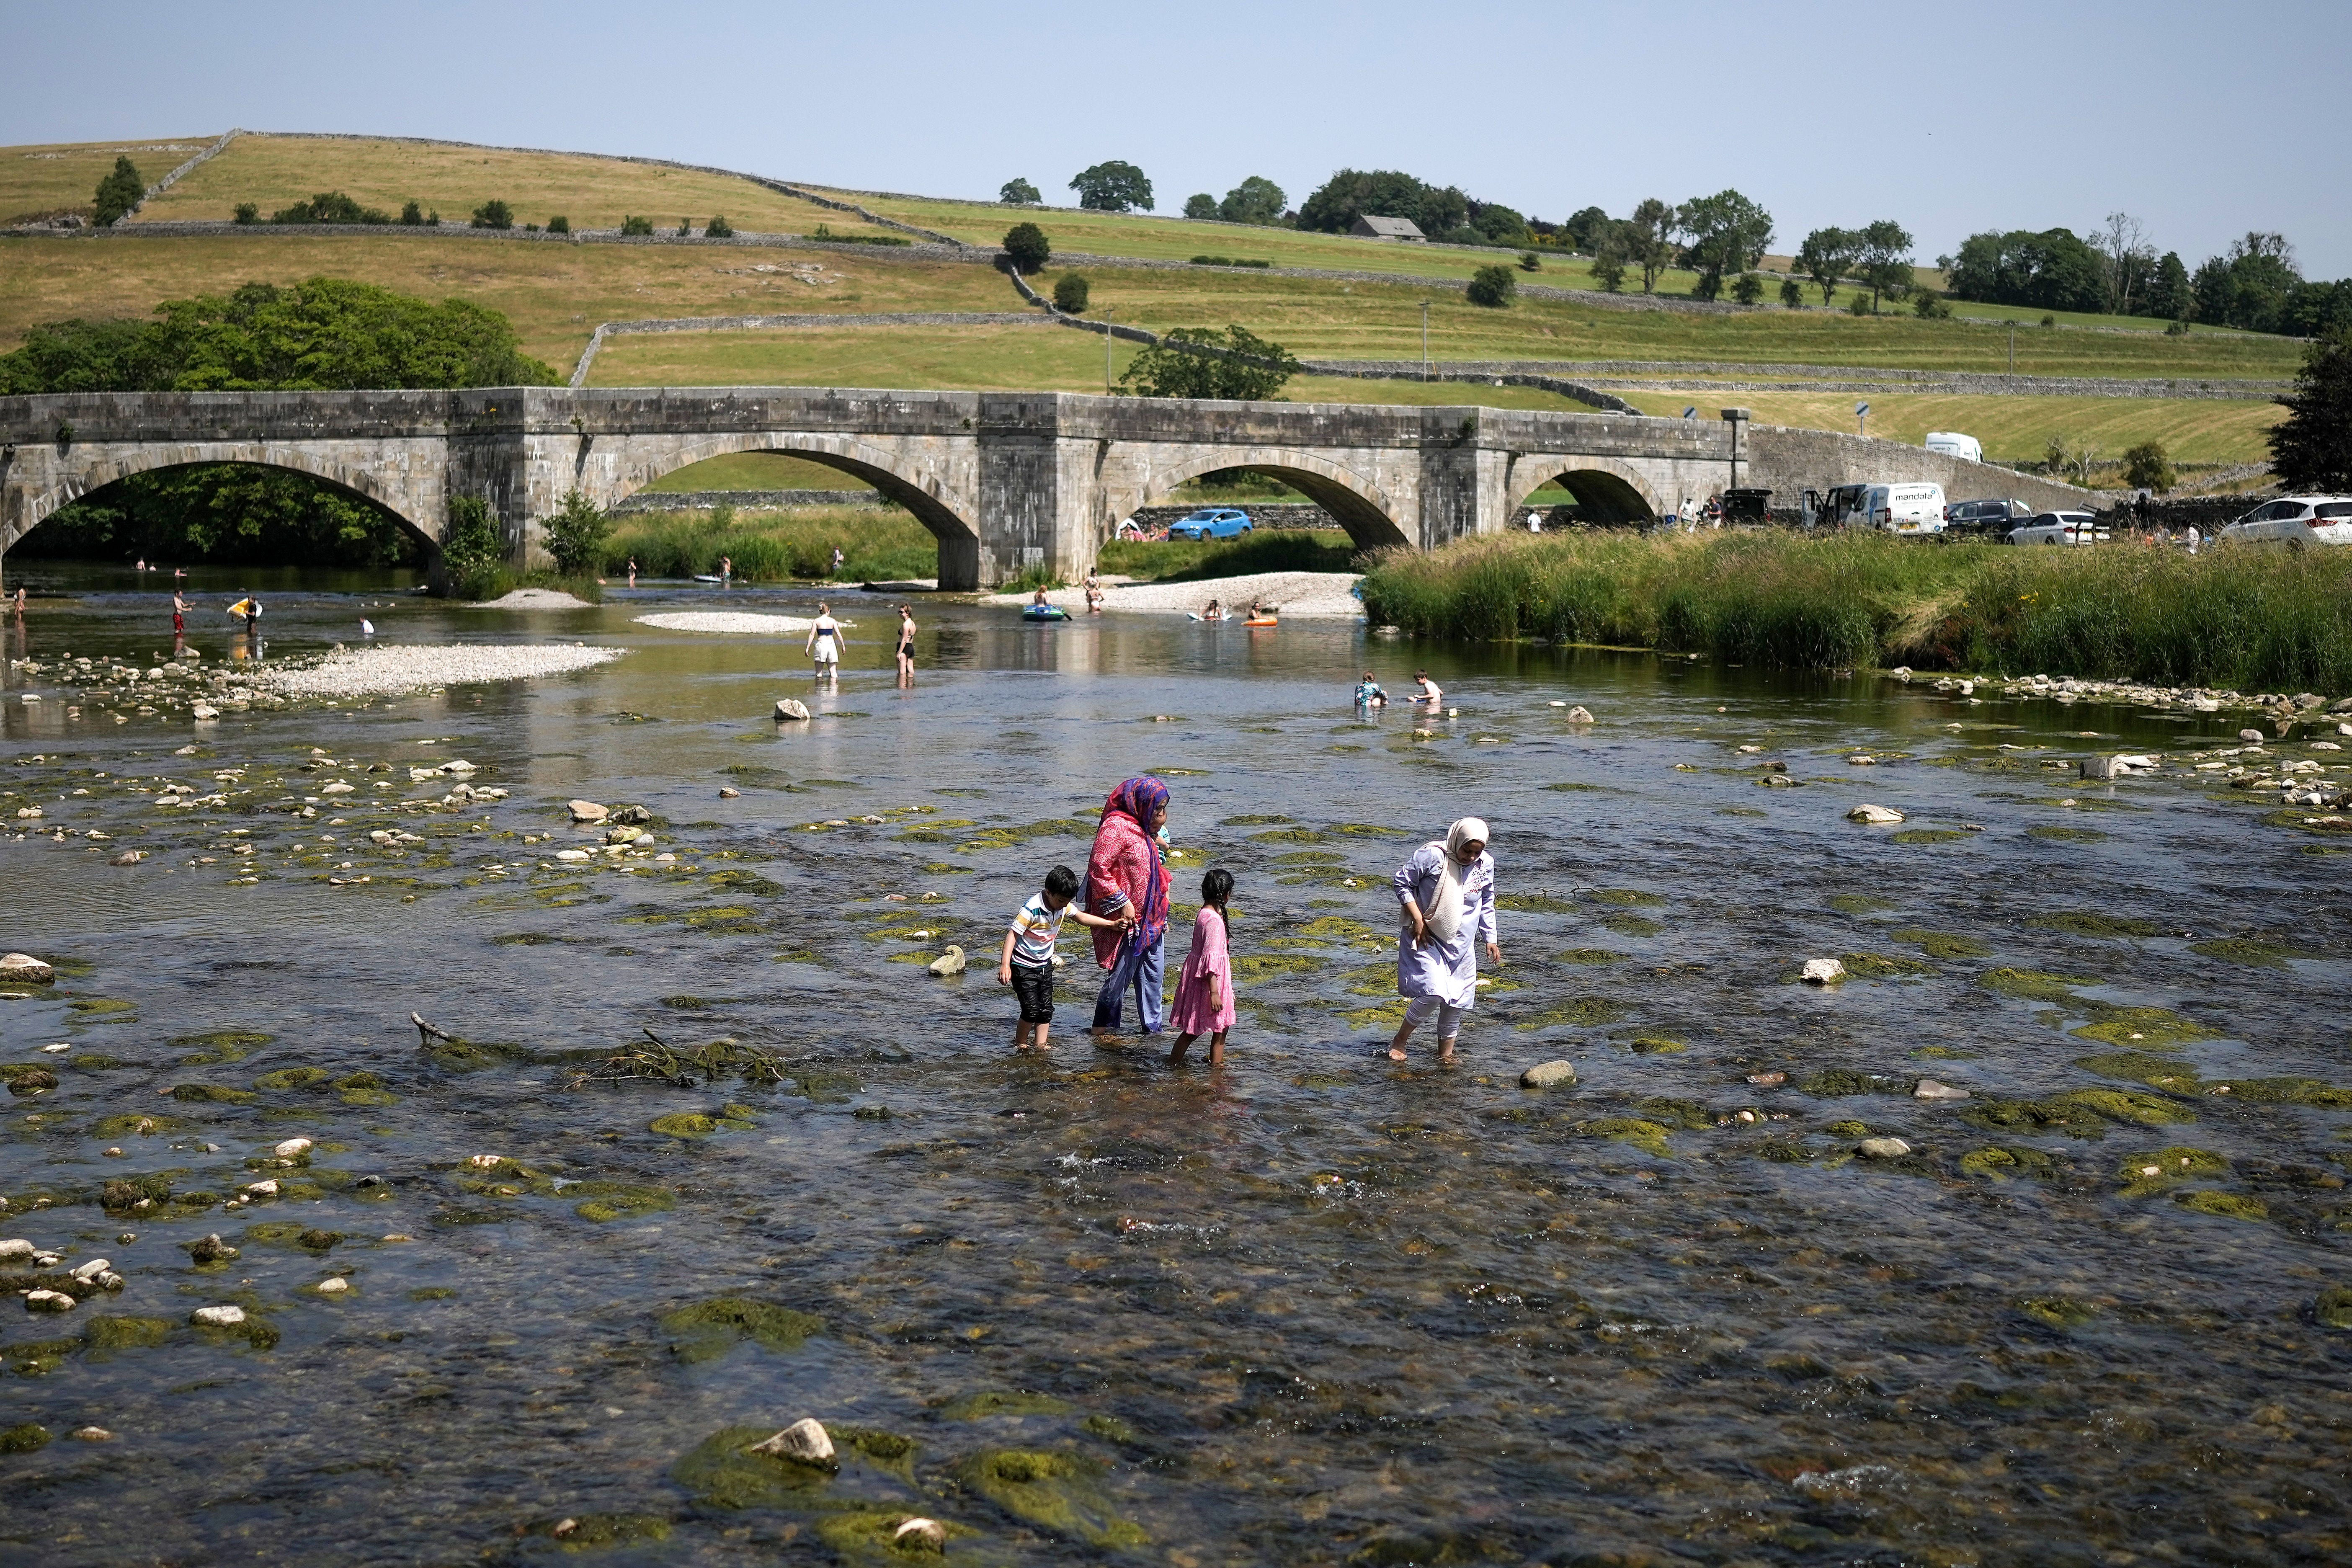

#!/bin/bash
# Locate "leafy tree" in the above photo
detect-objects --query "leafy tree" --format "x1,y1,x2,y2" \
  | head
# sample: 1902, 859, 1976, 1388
23, 465, 420, 567
1676, 191, 1773, 301
542, 490, 609, 575
1626, 198, 1677, 294
1468, 202, 1529, 247
471, 199, 514, 230
1779, 276, 1804, 309
2143, 251, 2191, 320
1590, 227, 1627, 293
1518, 251, 1542, 272
1218, 175, 1286, 226
92, 155, 144, 227
705, 215, 732, 237
233, 203, 259, 225
1052, 274, 1090, 312
1796, 226, 1855, 306
675, 218, 692, 237
1731, 271, 1764, 305
1913, 291, 1952, 319
998, 177, 1041, 204
2121, 441, 2176, 493
1296, 169, 1467, 237
1001, 222, 1051, 273
1938, 227, 2105, 313
1562, 206, 1610, 253
621, 215, 655, 236
0, 277, 558, 394
2197, 232, 2300, 333
2096, 212, 2155, 316
401, 199, 425, 225
1069, 160, 1153, 213
1117, 324, 1300, 401
271, 191, 391, 224
441, 496, 505, 597
2282, 279, 2352, 340
1856, 219, 1913, 312
1466, 264, 1517, 308
547, 214, 570, 234
1183, 193, 1218, 220
2269, 330, 2352, 491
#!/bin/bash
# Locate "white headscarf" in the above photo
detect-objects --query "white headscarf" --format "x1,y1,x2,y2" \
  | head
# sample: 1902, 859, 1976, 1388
1415, 817, 1489, 944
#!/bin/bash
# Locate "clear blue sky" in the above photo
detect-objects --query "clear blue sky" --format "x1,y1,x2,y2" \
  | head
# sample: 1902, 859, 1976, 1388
9, 0, 2348, 275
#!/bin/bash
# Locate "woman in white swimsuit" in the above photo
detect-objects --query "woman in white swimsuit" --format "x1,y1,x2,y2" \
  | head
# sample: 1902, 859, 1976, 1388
805, 602, 843, 683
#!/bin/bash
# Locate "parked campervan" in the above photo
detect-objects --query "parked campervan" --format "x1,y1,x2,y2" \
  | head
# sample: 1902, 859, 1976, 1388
1924, 431, 1982, 464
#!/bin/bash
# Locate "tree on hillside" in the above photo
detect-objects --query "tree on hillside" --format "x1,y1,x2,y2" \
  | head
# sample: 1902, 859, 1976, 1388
1070, 160, 1153, 213
1796, 227, 1854, 305
2269, 330, 2352, 491
998, 177, 1041, 204
471, 199, 514, 230
1296, 169, 1466, 237
1779, 277, 1804, 309
1219, 176, 1286, 226
92, 156, 144, 227
1466, 264, 1517, 308
1117, 324, 1300, 401
0, 278, 558, 394
1857, 219, 1914, 312
2096, 211, 2154, 317
1183, 193, 1218, 220
272, 191, 391, 224
1001, 222, 1051, 273
1676, 190, 1774, 301
2193, 232, 2300, 333
2282, 279, 2352, 340
2144, 251, 2192, 321
1625, 199, 1676, 294
1467, 201, 1530, 248
1052, 274, 1090, 312
2122, 441, 2175, 493
1561, 206, 1610, 253
1939, 228, 2108, 314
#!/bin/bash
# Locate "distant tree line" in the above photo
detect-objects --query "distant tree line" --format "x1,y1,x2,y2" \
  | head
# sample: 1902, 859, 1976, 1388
1939, 217, 2351, 336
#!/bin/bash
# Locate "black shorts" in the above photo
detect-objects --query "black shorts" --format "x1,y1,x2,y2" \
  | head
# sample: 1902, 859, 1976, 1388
1009, 960, 1054, 1024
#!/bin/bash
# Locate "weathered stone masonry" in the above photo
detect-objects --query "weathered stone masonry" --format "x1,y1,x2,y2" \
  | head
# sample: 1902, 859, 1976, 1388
0, 387, 2104, 591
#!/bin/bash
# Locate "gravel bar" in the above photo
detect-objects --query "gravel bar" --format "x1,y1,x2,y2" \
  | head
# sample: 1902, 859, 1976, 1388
984, 570, 1365, 619
634, 611, 858, 635
248, 643, 625, 698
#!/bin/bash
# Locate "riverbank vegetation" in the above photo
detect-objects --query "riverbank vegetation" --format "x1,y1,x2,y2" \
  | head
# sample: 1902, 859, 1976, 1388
598, 505, 937, 583
1360, 531, 2352, 693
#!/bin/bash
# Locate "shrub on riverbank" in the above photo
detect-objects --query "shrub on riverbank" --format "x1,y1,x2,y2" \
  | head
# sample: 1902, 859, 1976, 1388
1359, 531, 2352, 690
1099, 529, 1358, 583
601, 506, 936, 583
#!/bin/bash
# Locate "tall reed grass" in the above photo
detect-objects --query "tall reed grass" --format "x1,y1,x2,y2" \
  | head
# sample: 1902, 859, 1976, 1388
1359, 531, 2352, 692
1099, 530, 1360, 584
600, 505, 937, 583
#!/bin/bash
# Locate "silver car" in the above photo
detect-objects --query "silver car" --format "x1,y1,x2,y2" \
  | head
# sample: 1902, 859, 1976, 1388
2005, 511, 2110, 546
2216, 495, 2352, 547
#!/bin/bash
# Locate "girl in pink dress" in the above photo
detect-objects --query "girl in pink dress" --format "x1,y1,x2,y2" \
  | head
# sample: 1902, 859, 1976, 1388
1168, 869, 1237, 1065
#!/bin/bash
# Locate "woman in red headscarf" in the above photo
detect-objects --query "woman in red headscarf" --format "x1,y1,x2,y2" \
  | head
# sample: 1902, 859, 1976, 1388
1086, 776, 1171, 1033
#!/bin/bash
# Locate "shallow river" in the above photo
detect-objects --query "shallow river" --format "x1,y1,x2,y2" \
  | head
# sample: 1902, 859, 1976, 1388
0, 564, 2347, 1566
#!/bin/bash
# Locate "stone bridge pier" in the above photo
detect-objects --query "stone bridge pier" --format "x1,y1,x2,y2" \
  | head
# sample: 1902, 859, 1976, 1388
2, 387, 2103, 592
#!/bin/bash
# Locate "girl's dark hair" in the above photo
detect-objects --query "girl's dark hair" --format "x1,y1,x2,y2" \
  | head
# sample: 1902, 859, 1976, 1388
1200, 867, 1233, 910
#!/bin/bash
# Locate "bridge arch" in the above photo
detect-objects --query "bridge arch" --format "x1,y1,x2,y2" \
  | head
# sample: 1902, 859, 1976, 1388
1106, 445, 1409, 552
1504, 454, 1662, 526
613, 433, 978, 544
12, 446, 438, 554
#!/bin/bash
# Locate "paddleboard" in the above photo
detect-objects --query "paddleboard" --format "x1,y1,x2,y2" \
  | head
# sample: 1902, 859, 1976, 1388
1021, 605, 1070, 622
692, 574, 725, 584
1244, 616, 1278, 627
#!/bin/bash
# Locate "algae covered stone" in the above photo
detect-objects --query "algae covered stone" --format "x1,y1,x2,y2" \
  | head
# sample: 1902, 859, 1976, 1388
949, 1448, 1145, 1549
939, 1390, 1074, 1421
1519, 1060, 1578, 1090
2174, 1190, 2268, 1222
661, 1296, 824, 1362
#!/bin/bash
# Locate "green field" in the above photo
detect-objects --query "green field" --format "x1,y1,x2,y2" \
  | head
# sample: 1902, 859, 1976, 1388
0, 135, 216, 223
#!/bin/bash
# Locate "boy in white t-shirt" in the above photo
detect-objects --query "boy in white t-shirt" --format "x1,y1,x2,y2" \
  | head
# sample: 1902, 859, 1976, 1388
997, 863, 1132, 1052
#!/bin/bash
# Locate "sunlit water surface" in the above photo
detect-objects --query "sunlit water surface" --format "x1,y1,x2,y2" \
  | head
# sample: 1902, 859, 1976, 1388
0, 564, 2346, 1566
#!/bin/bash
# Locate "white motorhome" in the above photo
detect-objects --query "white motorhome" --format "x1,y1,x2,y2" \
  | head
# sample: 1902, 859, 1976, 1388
1925, 431, 1982, 464
1810, 481, 1947, 535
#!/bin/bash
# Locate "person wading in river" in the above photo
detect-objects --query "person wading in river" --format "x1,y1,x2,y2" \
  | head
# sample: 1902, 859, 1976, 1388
1387, 817, 1500, 1065
804, 602, 842, 683
1086, 776, 1171, 1036
894, 604, 917, 684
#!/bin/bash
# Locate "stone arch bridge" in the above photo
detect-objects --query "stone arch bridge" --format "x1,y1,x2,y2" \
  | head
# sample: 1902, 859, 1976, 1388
0, 387, 2095, 590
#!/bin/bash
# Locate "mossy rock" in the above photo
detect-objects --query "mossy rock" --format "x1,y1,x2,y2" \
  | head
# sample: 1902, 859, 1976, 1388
2027, 911, 2160, 938
1841, 951, 1933, 979
2, 1064, 60, 1096
2190, 937, 2302, 967
1595, 913, 1664, 938
794, 1070, 862, 1103
1890, 928, 1992, 959
239, 1221, 343, 1251
425, 1037, 533, 1072
335, 1072, 385, 1090
1589, 888, 1666, 906
69, 998, 137, 1015
940, 1390, 1073, 1421
1221, 814, 1295, 826
671, 1424, 838, 1509
1577, 1118, 1672, 1158
2027, 825, 2108, 842
1496, 894, 1576, 913
1824, 1119, 1870, 1138
3, 1339, 79, 1377
1295, 916, 1381, 941
569, 1182, 676, 1222
0, 1423, 51, 1454
1080, 1413, 1137, 1444
172, 1029, 272, 1064
650, 1113, 721, 1138
1914, 1046, 1980, 1060
1978, 968, 2097, 1003
1633, 1097, 1715, 1131
82, 1315, 172, 1354
2069, 1006, 2223, 1047
1514, 996, 1630, 1030
1959, 1146, 2060, 1181
1798, 1069, 1880, 1098
410, 1287, 455, 1302
1273, 849, 1346, 865
253, 1067, 330, 1091
170, 1082, 258, 1104
815, 1511, 973, 1562
2315, 1287, 2352, 1331
1622, 1035, 1686, 1055
91, 1112, 186, 1138
101, 1171, 184, 1211
2212, 1076, 2352, 1108
1890, 829, 1965, 844
2075, 1051, 2205, 1095
949, 1449, 1145, 1549
1551, 948, 1622, 966
2117, 1145, 2228, 1196
1754, 1138, 1812, 1163
1249, 828, 1326, 844
340, 1088, 400, 1107
661, 1296, 824, 1362
2018, 1295, 2097, 1329
1964, 1098, 2115, 1139
2175, 1190, 2268, 1221
833, 1426, 920, 1477
1233, 954, 1319, 980
1828, 894, 1894, 913
2048, 1088, 2192, 1128
527, 1513, 673, 1550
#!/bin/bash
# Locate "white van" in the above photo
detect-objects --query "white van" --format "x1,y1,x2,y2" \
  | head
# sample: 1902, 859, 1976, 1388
1925, 431, 1983, 464
1849, 482, 1947, 535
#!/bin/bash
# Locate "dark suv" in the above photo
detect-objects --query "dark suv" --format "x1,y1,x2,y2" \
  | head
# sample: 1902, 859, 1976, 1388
1944, 498, 2030, 537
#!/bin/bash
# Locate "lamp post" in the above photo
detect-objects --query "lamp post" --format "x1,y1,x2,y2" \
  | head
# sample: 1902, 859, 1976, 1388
1420, 301, 1430, 381
1104, 310, 1114, 397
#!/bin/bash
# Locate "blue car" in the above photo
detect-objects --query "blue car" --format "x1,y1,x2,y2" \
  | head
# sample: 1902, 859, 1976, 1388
1168, 508, 1253, 541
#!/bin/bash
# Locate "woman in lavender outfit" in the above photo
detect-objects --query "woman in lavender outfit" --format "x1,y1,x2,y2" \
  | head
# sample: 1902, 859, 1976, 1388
1387, 817, 1500, 1064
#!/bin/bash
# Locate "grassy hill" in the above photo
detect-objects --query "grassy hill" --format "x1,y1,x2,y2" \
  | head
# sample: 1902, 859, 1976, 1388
0, 132, 2303, 475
